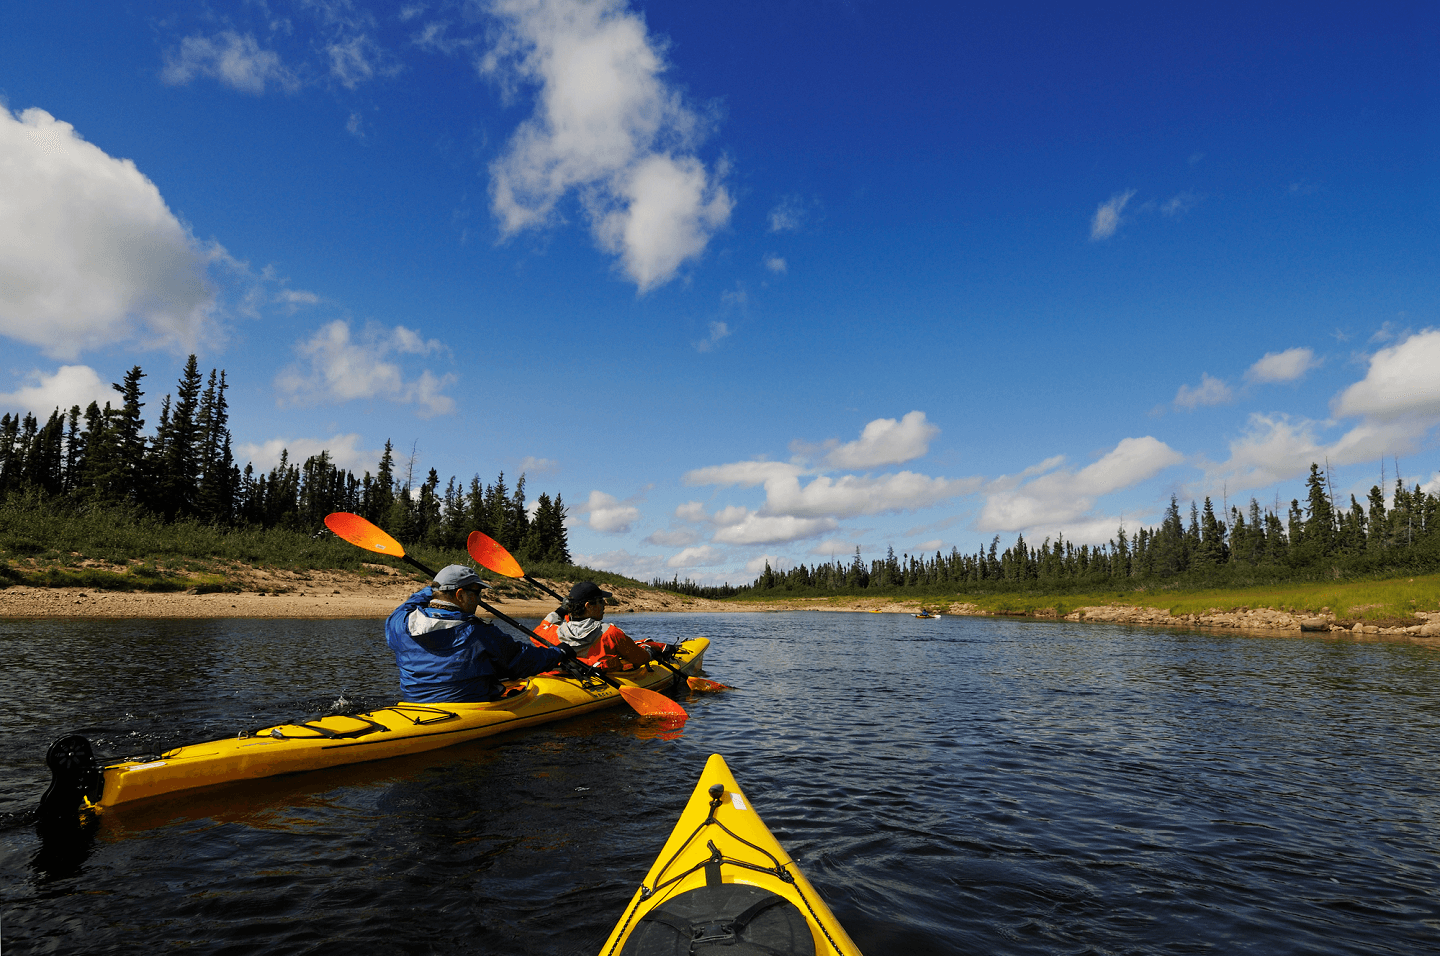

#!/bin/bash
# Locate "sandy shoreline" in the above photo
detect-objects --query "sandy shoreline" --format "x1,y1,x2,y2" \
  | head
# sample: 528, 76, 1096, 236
2, 569, 1437, 642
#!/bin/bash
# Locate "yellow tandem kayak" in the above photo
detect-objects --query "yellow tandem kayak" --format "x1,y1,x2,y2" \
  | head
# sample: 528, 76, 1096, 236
42, 638, 708, 821
600, 753, 862, 956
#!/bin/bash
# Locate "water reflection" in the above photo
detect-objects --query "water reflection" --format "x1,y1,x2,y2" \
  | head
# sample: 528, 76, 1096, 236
2, 613, 1439, 955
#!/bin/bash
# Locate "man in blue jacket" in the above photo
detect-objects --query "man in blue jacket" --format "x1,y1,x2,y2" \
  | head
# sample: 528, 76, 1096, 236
385, 564, 569, 703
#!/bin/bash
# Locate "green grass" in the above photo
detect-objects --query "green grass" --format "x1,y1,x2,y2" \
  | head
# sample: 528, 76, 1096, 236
0, 495, 653, 596
723, 574, 1440, 623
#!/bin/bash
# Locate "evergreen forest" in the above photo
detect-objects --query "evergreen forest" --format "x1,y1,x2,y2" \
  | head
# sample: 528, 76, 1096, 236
0, 357, 571, 567
663, 463, 1440, 599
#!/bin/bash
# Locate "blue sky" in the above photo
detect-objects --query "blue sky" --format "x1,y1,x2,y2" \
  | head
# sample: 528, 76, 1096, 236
1, 0, 1436, 584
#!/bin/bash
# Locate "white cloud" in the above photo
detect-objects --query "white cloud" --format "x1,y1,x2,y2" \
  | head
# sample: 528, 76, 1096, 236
519, 455, 559, 474
0, 107, 220, 360
646, 527, 700, 547
581, 490, 641, 533
824, 410, 938, 469
1247, 347, 1319, 384
675, 500, 709, 522
1174, 373, 1233, 410
763, 471, 978, 519
711, 511, 837, 545
684, 460, 804, 488
1090, 189, 1135, 241
482, 0, 731, 291
744, 554, 788, 574
666, 545, 724, 568
809, 539, 856, 558
162, 31, 300, 94
235, 433, 375, 473
694, 320, 730, 353
764, 255, 787, 274
572, 548, 667, 581
979, 436, 1184, 532
913, 539, 944, 552
0, 365, 111, 415
1332, 330, 1440, 422
275, 320, 456, 417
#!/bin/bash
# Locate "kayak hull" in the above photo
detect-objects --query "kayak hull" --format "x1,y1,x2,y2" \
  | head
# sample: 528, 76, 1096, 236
600, 753, 862, 956
80, 638, 708, 814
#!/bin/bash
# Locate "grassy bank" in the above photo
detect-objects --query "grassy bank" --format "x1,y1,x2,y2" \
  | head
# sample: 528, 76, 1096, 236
728, 574, 1440, 623
0, 496, 645, 598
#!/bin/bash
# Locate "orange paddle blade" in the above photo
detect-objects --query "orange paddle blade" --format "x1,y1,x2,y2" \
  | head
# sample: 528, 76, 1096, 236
325, 512, 406, 556
619, 685, 688, 720
466, 531, 524, 578
686, 676, 731, 693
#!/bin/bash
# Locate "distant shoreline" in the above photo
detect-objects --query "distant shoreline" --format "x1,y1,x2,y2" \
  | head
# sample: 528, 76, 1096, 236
2, 572, 1438, 644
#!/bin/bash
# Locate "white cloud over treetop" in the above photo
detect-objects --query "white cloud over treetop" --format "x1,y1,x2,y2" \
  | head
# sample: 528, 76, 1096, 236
1247, 347, 1319, 383
580, 490, 642, 533
234, 433, 376, 473
0, 107, 220, 360
275, 320, 456, 417
482, 0, 731, 291
1333, 330, 1440, 422
711, 511, 837, 545
979, 436, 1184, 532
0, 365, 111, 416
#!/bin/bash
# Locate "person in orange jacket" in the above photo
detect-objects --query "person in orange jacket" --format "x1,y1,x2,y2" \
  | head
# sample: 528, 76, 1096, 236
539, 581, 673, 671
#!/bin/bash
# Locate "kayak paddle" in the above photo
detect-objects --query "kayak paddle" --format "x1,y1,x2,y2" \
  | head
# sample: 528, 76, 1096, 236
466, 530, 730, 692
324, 513, 686, 720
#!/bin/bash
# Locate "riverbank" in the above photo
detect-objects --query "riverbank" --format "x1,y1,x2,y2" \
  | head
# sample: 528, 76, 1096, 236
2, 567, 1438, 641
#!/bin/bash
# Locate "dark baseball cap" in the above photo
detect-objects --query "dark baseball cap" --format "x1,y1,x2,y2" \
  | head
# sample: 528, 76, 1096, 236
567, 581, 611, 605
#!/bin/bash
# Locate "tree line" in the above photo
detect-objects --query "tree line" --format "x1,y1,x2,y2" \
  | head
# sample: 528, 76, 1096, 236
668, 462, 1439, 598
0, 357, 571, 565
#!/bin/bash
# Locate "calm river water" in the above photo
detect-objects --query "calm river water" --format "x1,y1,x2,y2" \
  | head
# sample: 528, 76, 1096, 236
2, 612, 1438, 954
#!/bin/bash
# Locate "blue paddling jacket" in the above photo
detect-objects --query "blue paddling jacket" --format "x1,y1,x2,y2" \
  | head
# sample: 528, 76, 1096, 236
385, 587, 566, 702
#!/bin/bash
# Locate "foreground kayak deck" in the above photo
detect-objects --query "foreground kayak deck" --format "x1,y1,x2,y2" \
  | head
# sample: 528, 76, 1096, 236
54, 638, 708, 817
601, 753, 861, 956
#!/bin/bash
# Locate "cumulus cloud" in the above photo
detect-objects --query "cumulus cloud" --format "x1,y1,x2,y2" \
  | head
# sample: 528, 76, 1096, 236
1090, 189, 1135, 240
580, 490, 642, 533
913, 539, 944, 552
684, 460, 804, 489
711, 511, 837, 545
234, 433, 376, 473
762, 471, 978, 519
1174, 373, 1233, 410
1247, 347, 1319, 384
518, 455, 559, 474
0, 365, 111, 415
275, 320, 456, 417
1332, 330, 1440, 422
572, 548, 668, 581
764, 255, 786, 274
1195, 334, 1440, 496
0, 107, 221, 359
646, 527, 700, 547
667, 545, 724, 568
675, 500, 709, 523
823, 410, 938, 469
162, 32, 300, 93
482, 0, 731, 291
979, 436, 1184, 532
